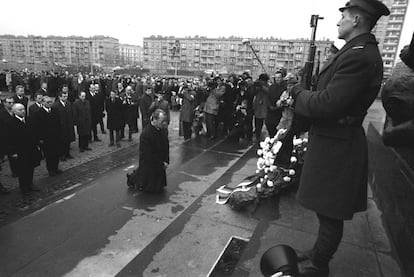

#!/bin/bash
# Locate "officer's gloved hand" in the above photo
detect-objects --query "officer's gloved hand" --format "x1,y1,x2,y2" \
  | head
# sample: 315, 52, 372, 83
289, 84, 303, 101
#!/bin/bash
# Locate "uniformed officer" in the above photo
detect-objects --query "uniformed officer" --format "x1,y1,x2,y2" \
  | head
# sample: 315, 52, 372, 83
289, 0, 390, 276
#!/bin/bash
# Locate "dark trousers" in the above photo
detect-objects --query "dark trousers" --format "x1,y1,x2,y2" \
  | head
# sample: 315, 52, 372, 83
228, 124, 250, 142
18, 166, 34, 193
205, 113, 217, 138
265, 120, 278, 138
109, 129, 121, 144
223, 110, 234, 135
130, 119, 138, 132
312, 213, 344, 268
254, 117, 265, 141
91, 123, 99, 139
183, 121, 192, 140
8, 154, 19, 175
126, 123, 135, 139
45, 155, 59, 172
99, 118, 105, 133
79, 135, 89, 150
62, 142, 71, 157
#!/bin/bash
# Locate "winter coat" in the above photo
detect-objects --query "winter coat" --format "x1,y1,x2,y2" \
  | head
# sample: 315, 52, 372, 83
106, 97, 124, 130
72, 99, 92, 136
204, 86, 225, 115
52, 100, 76, 144
138, 124, 169, 193
293, 33, 384, 220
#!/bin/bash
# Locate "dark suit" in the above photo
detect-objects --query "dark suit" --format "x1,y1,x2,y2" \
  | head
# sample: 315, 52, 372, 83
28, 103, 42, 118
0, 107, 18, 175
52, 100, 75, 158
73, 99, 92, 150
292, 33, 384, 267
7, 116, 41, 193
266, 81, 287, 137
140, 93, 154, 129
0, 108, 12, 156
106, 97, 124, 145
123, 93, 140, 137
47, 75, 59, 97
33, 108, 62, 173
87, 91, 105, 139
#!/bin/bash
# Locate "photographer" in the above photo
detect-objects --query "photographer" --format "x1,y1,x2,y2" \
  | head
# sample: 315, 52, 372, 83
266, 71, 287, 137
252, 73, 270, 142
221, 74, 239, 136
203, 76, 225, 140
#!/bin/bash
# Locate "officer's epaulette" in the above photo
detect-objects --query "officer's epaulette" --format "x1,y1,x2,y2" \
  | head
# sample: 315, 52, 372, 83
352, 45, 365, 50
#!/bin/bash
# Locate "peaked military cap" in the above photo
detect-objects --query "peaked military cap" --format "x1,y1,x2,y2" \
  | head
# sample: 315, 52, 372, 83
339, 0, 390, 20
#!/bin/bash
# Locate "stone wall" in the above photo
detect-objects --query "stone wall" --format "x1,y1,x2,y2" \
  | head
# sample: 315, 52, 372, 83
367, 62, 414, 275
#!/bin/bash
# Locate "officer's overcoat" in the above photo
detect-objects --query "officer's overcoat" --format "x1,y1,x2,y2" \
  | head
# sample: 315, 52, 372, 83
294, 33, 383, 220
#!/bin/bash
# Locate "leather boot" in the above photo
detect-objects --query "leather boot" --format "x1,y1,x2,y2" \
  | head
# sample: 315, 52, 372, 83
299, 261, 329, 277
296, 249, 314, 262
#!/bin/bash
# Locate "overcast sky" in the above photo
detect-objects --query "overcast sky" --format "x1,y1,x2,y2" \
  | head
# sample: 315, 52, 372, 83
1, 0, 412, 54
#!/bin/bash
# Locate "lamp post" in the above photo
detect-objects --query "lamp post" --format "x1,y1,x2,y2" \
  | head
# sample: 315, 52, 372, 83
171, 40, 180, 77
89, 40, 94, 75
242, 38, 267, 74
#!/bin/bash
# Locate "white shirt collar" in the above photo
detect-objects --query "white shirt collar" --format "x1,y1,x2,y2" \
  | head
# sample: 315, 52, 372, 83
15, 115, 25, 122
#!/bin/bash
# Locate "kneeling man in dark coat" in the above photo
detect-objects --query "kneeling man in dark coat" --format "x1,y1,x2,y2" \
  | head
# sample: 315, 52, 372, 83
137, 109, 169, 193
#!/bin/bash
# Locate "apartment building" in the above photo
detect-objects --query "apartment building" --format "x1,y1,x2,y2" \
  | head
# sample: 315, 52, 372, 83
119, 44, 143, 66
0, 35, 120, 71
373, 0, 409, 79
143, 36, 333, 77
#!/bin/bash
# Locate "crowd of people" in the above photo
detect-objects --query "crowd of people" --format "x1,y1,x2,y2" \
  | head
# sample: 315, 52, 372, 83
0, 68, 301, 197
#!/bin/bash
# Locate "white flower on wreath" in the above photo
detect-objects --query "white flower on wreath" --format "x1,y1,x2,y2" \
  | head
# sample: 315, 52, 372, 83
293, 138, 303, 146
283, 176, 291, 182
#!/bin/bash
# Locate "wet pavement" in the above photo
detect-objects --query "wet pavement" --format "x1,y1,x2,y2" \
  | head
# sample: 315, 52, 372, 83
0, 99, 406, 277
0, 131, 253, 276
0, 109, 186, 226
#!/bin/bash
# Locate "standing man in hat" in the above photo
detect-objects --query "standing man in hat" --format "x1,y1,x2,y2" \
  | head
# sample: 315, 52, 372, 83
289, 1, 390, 276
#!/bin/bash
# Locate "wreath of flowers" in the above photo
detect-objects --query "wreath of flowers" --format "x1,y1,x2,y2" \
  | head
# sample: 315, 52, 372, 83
255, 131, 308, 199
216, 129, 308, 210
